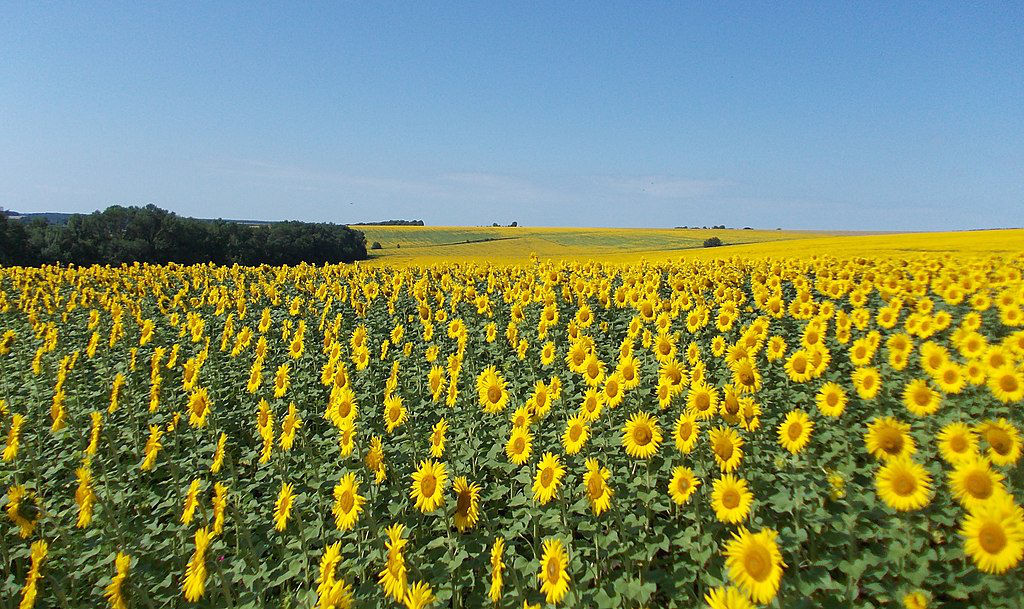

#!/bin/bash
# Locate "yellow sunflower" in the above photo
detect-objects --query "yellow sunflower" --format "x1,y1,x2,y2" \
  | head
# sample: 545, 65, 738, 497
273, 482, 294, 532
533, 452, 565, 505
332, 473, 365, 531
429, 418, 448, 458
875, 457, 931, 511
815, 382, 846, 417
852, 366, 881, 399
453, 477, 481, 532
704, 586, 755, 609
583, 458, 612, 516
949, 457, 1005, 510
709, 426, 744, 473
489, 537, 505, 603
686, 384, 720, 421
902, 379, 941, 417
538, 538, 570, 605
674, 411, 700, 454
711, 474, 753, 524
864, 416, 916, 461
668, 466, 700, 506
506, 426, 533, 465
777, 410, 813, 454
988, 365, 1024, 403
722, 527, 786, 603
622, 412, 663, 459
730, 358, 761, 394
937, 421, 978, 464
384, 395, 407, 433
562, 415, 589, 455
977, 419, 1021, 466
960, 496, 1024, 574
477, 366, 509, 413
410, 459, 447, 513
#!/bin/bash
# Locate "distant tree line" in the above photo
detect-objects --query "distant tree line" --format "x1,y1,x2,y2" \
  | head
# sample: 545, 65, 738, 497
0, 204, 367, 266
356, 219, 424, 226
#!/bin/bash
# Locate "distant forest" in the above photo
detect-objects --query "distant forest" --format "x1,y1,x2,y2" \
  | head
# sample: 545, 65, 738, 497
0, 205, 367, 266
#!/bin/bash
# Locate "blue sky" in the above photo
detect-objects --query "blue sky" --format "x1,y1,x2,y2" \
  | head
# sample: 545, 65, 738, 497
1, 3, 1021, 230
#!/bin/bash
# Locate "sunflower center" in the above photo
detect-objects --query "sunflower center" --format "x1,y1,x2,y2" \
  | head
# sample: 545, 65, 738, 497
724, 397, 739, 415
999, 374, 1019, 393
420, 473, 437, 497
633, 425, 652, 446
696, 394, 710, 411
456, 490, 471, 515
892, 471, 916, 496
949, 434, 968, 453
512, 437, 526, 453
541, 466, 555, 487
826, 393, 839, 407
787, 422, 803, 441
715, 439, 734, 461
743, 544, 772, 581
978, 522, 1008, 554
388, 405, 401, 422
569, 425, 582, 442
587, 361, 600, 378
587, 474, 604, 499
488, 385, 502, 404
738, 369, 753, 385
964, 470, 993, 499
793, 358, 807, 373
913, 388, 931, 406
623, 366, 635, 381
722, 488, 740, 509
339, 489, 354, 513
339, 401, 352, 418
988, 429, 1012, 455
879, 428, 904, 454
679, 422, 693, 442
863, 375, 875, 389
545, 558, 560, 583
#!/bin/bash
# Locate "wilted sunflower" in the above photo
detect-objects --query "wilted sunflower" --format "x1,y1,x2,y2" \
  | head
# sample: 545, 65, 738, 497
864, 416, 916, 461
410, 459, 447, 513
668, 466, 700, 506
562, 415, 589, 455
538, 538, 570, 605
875, 457, 931, 511
533, 452, 565, 505
777, 410, 813, 454
622, 412, 662, 459
709, 426, 744, 472
960, 495, 1024, 574
711, 474, 753, 524
582, 458, 612, 516
722, 527, 786, 603
505, 426, 533, 465
332, 473, 365, 531
453, 477, 481, 532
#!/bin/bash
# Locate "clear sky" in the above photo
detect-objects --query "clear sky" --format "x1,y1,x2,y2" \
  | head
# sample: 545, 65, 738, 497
1, 3, 1021, 230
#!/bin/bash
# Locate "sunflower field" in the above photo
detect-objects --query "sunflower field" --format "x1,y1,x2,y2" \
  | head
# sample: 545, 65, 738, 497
2, 253, 1024, 609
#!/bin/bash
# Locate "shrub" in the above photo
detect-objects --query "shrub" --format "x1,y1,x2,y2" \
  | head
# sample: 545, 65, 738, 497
703, 236, 723, 248
371, 241, 382, 250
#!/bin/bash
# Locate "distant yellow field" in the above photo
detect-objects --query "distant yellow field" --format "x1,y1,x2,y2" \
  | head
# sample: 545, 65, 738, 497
355, 225, 1024, 266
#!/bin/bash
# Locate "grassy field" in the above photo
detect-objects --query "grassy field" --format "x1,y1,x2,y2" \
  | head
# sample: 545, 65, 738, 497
355, 226, 1024, 266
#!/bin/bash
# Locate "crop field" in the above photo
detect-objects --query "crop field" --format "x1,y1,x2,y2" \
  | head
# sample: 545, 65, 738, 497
2, 239, 1024, 608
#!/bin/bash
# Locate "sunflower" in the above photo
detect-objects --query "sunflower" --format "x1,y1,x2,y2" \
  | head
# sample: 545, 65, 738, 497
687, 384, 720, 421
429, 418, 448, 458
477, 366, 509, 413
562, 415, 589, 455
540, 342, 556, 366
704, 586, 755, 609
280, 402, 302, 451
934, 362, 966, 394
731, 358, 761, 394
777, 410, 813, 454
709, 426, 744, 473
864, 417, 915, 461
274, 363, 290, 398
784, 350, 814, 383
410, 460, 447, 513
506, 426, 533, 465
538, 538, 570, 605
902, 379, 940, 417
722, 527, 786, 603
766, 336, 786, 361
876, 457, 931, 511
453, 477, 481, 532
582, 353, 606, 386
988, 365, 1024, 403
427, 366, 446, 402
949, 457, 1005, 510
601, 374, 625, 408
711, 474, 753, 524
668, 466, 700, 506
618, 355, 641, 390
960, 496, 1024, 574
379, 523, 408, 601
903, 590, 929, 609
936, 422, 978, 464
622, 412, 662, 459
583, 458, 613, 516
852, 366, 881, 399
273, 482, 294, 531
187, 387, 211, 428
489, 537, 505, 603
533, 452, 565, 505
674, 411, 700, 454
404, 581, 435, 609
977, 419, 1021, 466
815, 382, 846, 417
5, 485, 40, 538
332, 473, 365, 531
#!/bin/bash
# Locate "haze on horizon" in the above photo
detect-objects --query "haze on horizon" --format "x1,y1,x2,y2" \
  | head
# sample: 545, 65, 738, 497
1, 3, 1021, 232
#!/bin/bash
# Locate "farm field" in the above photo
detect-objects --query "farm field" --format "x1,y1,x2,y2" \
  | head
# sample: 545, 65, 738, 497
2, 241, 1024, 608
355, 226, 1024, 266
